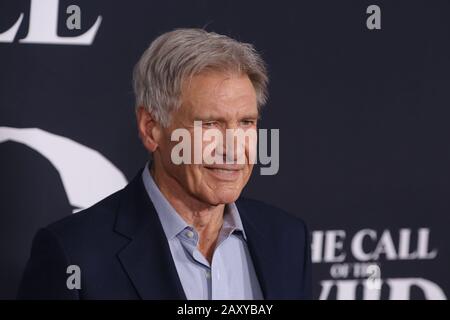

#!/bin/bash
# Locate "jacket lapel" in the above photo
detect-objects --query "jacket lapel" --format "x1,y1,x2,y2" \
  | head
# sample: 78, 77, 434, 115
114, 172, 186, 300
236, 199, 283, 299
112, 170, 285, 300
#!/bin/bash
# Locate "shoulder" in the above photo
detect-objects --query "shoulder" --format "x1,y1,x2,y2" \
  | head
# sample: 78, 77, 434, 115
18, 185, 131, 299
49, 188, 121, 234
236, 197, 309, 237
40, 185, 128, 255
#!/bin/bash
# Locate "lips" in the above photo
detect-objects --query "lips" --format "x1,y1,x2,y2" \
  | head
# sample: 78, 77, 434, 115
203, 165, 243, 181
203, 164, 244, 171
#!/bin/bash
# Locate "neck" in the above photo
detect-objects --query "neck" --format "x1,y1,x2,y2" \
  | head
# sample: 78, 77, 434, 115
150, 163, 224, 262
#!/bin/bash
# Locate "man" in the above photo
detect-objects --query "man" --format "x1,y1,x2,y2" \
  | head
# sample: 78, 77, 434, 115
18, 28, 312, 299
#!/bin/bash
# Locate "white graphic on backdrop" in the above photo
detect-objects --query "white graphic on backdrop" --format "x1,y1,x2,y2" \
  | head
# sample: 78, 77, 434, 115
312, 228, 447, 299
0, 0, 102, 45
0, 127, 127, 213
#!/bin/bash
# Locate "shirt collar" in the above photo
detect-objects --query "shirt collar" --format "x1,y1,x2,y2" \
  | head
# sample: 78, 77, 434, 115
141, 162, 247, 241
223, 202, 247, 240
141, 163, 188, 240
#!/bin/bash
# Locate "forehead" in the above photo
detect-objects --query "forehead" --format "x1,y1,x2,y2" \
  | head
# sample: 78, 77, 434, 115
180, 71, 258, 117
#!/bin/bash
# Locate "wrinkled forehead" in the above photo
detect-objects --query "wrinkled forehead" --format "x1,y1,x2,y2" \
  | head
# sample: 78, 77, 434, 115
178, 71, 258, 120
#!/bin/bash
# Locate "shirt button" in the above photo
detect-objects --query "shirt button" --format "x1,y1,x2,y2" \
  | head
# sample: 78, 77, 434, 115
186, 230, 194, 238
205, 270, 211, 279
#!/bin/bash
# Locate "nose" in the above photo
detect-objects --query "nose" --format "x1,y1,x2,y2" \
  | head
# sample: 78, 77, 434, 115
215, 128, 247, 164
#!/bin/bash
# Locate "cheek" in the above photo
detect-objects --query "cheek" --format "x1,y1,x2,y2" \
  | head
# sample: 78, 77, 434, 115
243, 164, 254, 181
184, 165, 207, 189
244, 129, 258, 164
157, 131, 175, 160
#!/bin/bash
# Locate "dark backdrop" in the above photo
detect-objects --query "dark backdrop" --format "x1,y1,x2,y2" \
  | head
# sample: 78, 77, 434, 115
1, 0, 449, 299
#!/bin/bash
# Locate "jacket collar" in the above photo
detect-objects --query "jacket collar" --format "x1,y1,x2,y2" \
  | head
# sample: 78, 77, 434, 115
236, 198, 284, 299
114, 170, 186, 299
113, 168, 281, 300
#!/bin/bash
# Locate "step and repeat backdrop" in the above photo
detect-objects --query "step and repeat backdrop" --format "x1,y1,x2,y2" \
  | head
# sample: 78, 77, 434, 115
1, 0, 449, 299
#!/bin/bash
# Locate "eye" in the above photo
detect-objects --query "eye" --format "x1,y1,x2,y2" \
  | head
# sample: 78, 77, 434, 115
202, 121, 216, 128
240, 120, 256, 127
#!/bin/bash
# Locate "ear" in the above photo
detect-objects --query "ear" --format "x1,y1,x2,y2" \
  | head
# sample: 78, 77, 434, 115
136, 106, 161, 153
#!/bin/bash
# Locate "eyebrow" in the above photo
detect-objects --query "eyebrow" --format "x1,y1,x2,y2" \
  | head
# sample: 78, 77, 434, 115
194, 113, 260, 122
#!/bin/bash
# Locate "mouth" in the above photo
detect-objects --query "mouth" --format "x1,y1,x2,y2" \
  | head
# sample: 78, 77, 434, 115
203, 165, 243, 181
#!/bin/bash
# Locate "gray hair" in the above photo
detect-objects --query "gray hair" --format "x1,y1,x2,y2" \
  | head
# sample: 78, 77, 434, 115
133, 28, 268, 127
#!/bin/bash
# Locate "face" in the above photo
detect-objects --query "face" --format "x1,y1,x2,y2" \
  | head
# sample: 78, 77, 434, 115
151, 71, 258, 206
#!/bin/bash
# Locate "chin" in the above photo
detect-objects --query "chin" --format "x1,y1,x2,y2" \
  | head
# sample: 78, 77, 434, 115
204, 187, 242, 205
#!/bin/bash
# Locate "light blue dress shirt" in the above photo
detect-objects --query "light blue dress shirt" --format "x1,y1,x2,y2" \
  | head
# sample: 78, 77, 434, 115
141, 164, 263, 300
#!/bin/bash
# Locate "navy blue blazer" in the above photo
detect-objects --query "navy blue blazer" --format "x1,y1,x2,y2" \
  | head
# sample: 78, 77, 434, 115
18, 169, 312, 300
